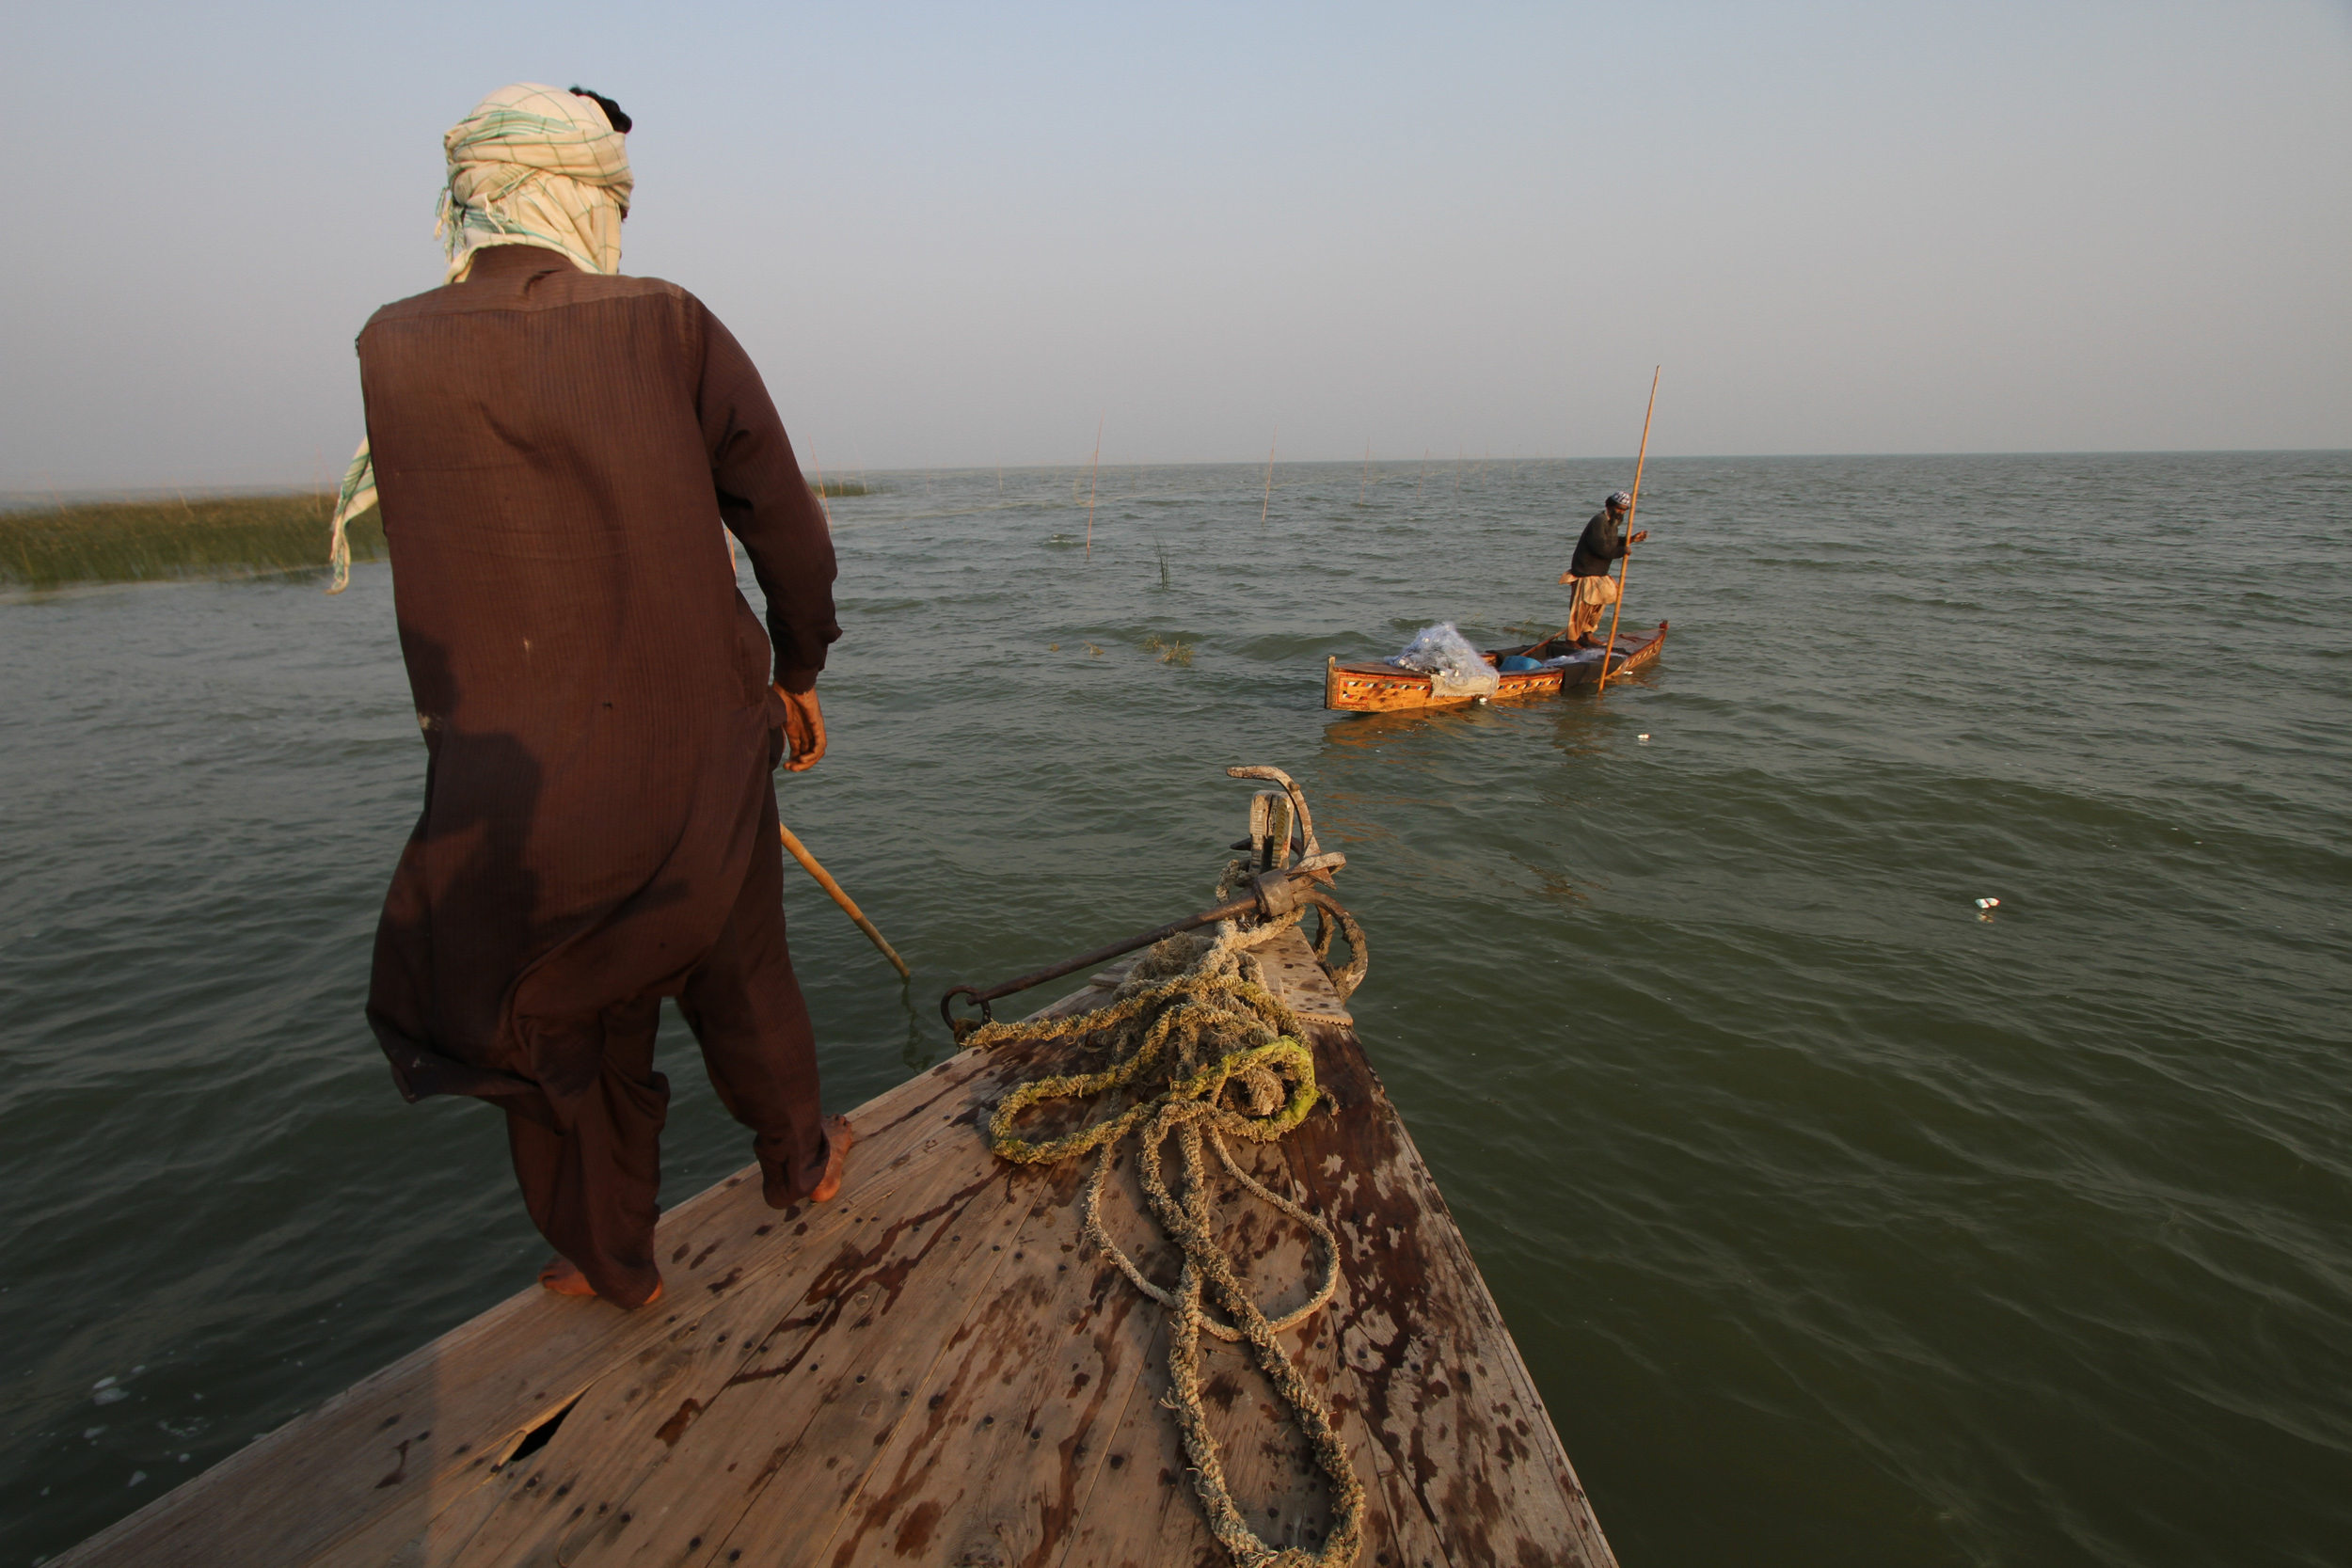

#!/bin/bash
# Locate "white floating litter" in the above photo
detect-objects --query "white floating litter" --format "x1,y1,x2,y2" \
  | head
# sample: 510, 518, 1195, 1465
1638, 734, 1651, 742
1975, 897, 2000, 910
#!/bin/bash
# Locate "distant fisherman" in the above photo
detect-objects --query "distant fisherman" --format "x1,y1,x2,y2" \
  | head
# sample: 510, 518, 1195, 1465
1558, 490, 1648, 648
347, 84, 851, 1309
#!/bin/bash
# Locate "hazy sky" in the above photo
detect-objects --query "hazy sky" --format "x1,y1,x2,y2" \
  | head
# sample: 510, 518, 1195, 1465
4, 1, 2346, 485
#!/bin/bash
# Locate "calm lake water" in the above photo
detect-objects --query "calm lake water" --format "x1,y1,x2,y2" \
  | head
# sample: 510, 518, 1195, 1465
3, 452, 2346, 1566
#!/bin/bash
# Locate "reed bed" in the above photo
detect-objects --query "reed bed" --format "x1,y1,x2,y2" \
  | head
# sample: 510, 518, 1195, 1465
0, 495, 377, 590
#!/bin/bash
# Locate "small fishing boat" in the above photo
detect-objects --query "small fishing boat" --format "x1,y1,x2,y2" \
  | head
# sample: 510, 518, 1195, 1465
56, 771, 1616, 1568
1325, 621, 1668, 713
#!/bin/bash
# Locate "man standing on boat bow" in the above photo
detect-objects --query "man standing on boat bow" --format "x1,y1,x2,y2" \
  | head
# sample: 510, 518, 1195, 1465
353, 84, 851, 1311
1558, 490, 1648, 648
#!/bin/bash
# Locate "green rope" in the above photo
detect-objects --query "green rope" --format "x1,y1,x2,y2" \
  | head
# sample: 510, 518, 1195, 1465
969, 899, 1368, 1568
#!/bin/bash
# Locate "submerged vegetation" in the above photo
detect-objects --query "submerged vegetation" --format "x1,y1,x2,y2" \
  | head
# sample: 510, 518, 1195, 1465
1141, 633, 1196, 667
0, 494, 376, 591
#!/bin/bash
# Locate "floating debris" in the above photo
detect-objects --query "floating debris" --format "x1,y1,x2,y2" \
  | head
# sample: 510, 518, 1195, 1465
1638, 734, 1651, 742
1976, 897, 2001, 910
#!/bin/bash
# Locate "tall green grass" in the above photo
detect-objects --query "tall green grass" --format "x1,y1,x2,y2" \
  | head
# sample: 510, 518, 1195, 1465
0, 495, 381, 590
814, 479, 872, 498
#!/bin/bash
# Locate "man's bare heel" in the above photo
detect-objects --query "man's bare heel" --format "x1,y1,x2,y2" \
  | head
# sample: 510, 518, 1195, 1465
810, 1115, 855, 1203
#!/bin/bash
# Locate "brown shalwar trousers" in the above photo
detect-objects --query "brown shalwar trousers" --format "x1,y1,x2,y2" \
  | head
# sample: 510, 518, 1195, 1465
1566, 572, 1621, 641
503, 795, 826, 1308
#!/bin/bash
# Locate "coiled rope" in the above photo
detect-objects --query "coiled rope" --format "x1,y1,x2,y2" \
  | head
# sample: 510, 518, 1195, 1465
964, 868, 1369, 1568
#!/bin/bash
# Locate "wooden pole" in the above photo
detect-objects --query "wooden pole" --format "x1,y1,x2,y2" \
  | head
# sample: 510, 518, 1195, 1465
1085, 411, 1104, 560
1595, 367, 1661, 693
779, 822, 911, 979
1260, 429, 1278, 526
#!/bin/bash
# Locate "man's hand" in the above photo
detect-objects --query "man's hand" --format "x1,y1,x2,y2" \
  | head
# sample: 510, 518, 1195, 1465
1557, 569, 1574, 584
773, 683, 827, 773
1630, 530, 1648, 545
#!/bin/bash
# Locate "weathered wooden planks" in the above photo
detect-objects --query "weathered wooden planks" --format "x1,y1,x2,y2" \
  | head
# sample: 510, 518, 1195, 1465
56, 926, 1615, 1568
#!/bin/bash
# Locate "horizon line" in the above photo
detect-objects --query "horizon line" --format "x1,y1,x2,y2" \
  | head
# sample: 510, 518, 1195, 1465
7, 446, 2344, 500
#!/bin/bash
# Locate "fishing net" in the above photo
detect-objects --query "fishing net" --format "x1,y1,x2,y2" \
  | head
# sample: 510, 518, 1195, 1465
1391, 621, 1500, 697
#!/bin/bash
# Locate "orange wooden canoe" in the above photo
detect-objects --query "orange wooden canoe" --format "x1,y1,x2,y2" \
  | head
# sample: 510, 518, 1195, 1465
1325, 621, 1668, 712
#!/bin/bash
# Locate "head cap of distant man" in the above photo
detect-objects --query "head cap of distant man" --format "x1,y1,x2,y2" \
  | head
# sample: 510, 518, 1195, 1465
1606, 490, 1632, 515
437, 84, 633, 283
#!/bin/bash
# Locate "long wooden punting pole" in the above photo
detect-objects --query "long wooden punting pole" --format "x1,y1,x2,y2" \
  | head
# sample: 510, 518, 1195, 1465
1594, 367, 1661, 693
779, 822, 912, 979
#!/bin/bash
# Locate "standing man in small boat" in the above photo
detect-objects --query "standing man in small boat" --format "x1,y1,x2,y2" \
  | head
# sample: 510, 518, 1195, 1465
347, 84, 851, 1310
1558, 490, 1648, 648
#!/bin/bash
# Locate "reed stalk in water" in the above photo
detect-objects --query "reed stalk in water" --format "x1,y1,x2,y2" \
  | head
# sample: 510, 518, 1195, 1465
1086, 412, 1104, 560
806, 456, 835, 528
1260, 430, 1277, 526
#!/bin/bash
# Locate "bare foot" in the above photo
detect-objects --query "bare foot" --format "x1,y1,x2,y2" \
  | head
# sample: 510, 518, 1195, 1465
538, 1256, 596, 1297
538, 1256, 663, 1307
809, 1115, 855, 1203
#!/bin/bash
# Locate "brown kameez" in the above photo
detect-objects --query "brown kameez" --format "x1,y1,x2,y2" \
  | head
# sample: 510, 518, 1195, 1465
357, 244, 841, 1307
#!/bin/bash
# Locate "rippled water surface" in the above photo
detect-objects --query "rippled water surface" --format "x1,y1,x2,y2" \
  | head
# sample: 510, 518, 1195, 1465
3, 452, 2347, 1566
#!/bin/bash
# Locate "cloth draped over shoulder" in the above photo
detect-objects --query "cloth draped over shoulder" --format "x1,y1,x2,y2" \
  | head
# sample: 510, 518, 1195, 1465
328, 84, 634, 593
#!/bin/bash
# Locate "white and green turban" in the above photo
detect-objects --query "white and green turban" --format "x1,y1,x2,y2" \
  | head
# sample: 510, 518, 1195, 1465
328, 84, 632, 592
437, 82, 633, 282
